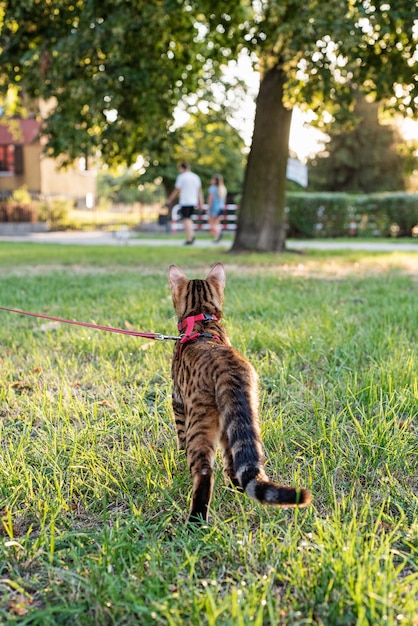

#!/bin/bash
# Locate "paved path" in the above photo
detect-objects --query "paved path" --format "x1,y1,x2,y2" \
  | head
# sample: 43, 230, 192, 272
0, 230, 417, 252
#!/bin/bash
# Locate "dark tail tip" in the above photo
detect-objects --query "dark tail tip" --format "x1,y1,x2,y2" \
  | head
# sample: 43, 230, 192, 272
246, 479, 312, 508
292, 486, 312, 507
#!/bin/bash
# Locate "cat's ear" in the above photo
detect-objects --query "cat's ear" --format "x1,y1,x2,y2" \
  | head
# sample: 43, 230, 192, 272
168, 265, 188, 291
206, 263, 226, 289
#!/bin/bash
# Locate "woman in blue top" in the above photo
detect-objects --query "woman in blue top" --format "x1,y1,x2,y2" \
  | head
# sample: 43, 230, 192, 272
207, 174, 227, 243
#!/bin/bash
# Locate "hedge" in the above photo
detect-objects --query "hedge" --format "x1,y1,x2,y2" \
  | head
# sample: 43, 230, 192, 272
0, 196, 72, 230
0, 201, 39, 223
2, 190, 418, 238
286, 192, 418, 238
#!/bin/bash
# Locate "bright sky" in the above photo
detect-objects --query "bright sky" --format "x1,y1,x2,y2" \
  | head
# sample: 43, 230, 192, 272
401, 117, 418, 141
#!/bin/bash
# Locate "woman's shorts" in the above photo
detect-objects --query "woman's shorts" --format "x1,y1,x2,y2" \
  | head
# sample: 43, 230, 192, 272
209, 207, 223, 218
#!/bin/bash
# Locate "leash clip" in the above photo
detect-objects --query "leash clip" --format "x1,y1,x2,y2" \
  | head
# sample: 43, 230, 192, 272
155, 333, 180, 341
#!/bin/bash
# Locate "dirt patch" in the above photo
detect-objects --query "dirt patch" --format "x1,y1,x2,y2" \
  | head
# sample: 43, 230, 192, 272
1, 253, 417, 280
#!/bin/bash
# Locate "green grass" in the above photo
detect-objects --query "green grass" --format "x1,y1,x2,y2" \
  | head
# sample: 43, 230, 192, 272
0, 243, 417, 625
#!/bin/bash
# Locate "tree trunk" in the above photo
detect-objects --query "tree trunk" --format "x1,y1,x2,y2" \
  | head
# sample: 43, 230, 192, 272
231, 67, 293, 253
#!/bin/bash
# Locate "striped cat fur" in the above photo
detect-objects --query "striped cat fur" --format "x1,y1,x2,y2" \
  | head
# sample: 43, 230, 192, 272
169, 263, 312, 524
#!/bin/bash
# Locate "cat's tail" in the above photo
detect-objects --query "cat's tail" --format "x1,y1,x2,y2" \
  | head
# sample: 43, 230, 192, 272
217, 363, 312, 508
243, 473, 312, 508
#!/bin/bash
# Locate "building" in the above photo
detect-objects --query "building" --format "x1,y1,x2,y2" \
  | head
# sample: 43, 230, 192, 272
0, 117, 96, 207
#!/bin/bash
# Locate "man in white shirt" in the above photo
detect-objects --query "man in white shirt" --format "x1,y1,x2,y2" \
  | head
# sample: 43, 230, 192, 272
166, 162, 203, 245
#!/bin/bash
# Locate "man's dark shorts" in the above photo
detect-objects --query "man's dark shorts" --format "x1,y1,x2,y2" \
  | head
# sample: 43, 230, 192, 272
179, 205, 195, 219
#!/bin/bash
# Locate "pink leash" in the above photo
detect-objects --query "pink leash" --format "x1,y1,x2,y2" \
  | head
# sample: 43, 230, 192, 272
0, 306, 180, 341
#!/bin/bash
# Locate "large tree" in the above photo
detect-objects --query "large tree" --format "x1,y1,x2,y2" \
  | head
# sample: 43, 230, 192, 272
0, 1, 416, 251
231, 0, 417, 251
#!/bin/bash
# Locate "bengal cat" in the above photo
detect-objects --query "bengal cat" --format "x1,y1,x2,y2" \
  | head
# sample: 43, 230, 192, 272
168, 263, 312, 524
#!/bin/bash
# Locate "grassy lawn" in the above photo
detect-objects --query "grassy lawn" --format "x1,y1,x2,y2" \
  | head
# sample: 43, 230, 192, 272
0, 243, 417, 625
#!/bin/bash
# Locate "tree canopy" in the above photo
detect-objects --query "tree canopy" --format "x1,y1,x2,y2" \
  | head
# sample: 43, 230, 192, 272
0, 0, 417, 250
0, 1, 249, 164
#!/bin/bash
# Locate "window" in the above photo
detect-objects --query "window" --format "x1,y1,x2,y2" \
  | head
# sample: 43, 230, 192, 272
0, 144, 23, 174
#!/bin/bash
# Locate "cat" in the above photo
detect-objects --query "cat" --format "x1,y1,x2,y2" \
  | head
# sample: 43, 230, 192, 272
168, 262, 312, 524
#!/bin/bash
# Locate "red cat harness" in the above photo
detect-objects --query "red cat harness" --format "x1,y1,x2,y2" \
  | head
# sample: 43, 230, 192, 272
177, 313, 220, 356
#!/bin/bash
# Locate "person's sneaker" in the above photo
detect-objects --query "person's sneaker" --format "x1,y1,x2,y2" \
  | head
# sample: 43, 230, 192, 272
184, 237, 195, 245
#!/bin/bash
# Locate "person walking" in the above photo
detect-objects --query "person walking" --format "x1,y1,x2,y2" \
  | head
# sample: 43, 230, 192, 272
207, 174, 227, 243
166, 162, 203, 245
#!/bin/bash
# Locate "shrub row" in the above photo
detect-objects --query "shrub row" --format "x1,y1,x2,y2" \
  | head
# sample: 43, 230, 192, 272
0, 197, 71, 229
286, 192, 418, 238
2, 190, 418, 238
0, 202, 39, 223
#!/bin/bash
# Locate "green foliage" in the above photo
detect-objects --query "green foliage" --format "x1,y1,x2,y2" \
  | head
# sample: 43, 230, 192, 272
0, 1, 249, 165
308, 97, 407, 192
0, 246, 417, 624
0, 202, 38, 223
0, 187, 39, 222
97, 170, 164, 206
286, 192, 418, 238
355, 192, 418, 237
247, 0, 417, 121
286, 193, 354, 238
38, 197, 73, 229
10, 185, 32, 205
